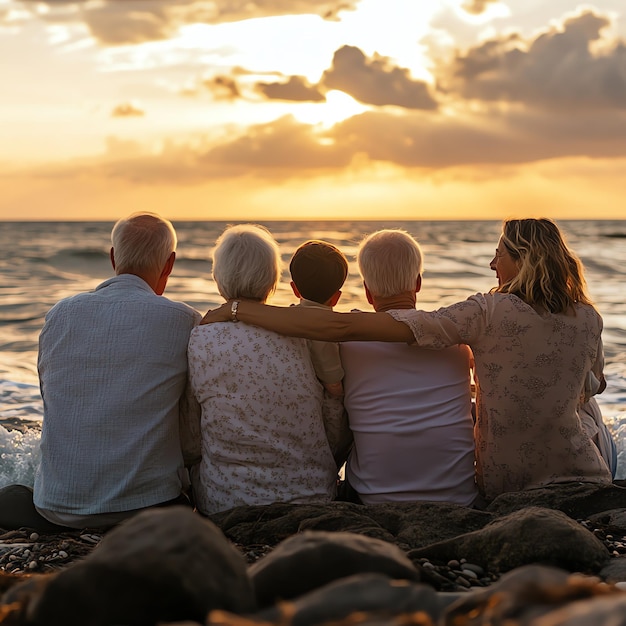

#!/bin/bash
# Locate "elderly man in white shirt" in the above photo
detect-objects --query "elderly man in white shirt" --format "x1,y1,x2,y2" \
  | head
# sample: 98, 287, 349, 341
340, 229, 478, 506
0, 212, 201, 531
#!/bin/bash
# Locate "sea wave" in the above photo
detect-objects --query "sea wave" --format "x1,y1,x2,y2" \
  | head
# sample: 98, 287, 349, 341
0, 423, 41, 488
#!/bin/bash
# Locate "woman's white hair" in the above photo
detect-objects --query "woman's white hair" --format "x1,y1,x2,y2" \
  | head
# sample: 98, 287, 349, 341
111, 212, 177, 276
357, 229, 423, 297
212, 224, 282, 302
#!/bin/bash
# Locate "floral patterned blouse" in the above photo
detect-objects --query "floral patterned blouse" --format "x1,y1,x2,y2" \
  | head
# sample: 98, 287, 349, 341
388, 293, 612, 501
187, 322, 337, 515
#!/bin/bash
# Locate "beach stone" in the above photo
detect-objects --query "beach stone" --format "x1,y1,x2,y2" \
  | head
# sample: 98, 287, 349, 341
588, 508, 626, 531
598, 556, 626, 583
487, 483, 626, 519
440, 564, 615, 625
248, 530, 420, 607
253, 573, 462, 626
209, 501, 494, 553
408, 507, 610, 574
530, 591, 626, 625
22, 506, 255, 626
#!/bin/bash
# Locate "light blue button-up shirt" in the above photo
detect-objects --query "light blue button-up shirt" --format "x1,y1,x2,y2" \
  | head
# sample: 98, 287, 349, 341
34, 274, 201, 517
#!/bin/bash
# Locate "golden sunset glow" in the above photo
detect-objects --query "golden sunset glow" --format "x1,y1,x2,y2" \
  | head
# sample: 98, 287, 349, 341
1, 0, 626, 220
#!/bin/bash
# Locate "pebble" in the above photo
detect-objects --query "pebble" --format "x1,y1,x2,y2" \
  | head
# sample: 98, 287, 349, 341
462, 563, 484, 576
0, 518, 625, 595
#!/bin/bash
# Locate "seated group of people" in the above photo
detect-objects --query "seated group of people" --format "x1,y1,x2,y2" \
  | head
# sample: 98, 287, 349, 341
0, 212, 616, 532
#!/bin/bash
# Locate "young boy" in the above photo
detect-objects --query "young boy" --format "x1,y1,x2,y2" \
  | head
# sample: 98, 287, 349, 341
289, 240, 352, 466
289, 240, 348, 396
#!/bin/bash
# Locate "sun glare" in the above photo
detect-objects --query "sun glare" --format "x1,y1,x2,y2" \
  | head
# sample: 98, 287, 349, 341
292, 90, 369, 127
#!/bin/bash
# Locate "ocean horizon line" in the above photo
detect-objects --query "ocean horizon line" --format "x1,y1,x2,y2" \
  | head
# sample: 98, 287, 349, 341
2, 217, 626, 224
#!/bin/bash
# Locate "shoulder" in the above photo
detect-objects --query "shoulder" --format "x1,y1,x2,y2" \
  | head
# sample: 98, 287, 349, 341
191, 321, 303, 345
157, 297, 202, 322
573, 302, 603, 329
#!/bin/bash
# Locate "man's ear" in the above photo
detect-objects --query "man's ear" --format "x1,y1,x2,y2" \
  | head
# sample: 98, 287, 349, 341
364, 283, 374, 306
155, 251, 176, 295
162, 251, 176, 278
110, 247, 116, 271
290, 281, 302, 299
328, 290, 342, 307
415, 275, 422, 294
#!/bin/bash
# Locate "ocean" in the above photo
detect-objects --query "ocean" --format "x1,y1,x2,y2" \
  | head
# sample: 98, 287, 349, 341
1, 219, 625, 486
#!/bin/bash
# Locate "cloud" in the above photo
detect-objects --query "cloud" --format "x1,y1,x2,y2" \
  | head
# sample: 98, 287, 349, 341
329, 108, 626, 168
321, 45, 438, 109
201, 115, 353, 172
18, 0, 359, 44
202, 75, 242, 100
443, 9, 626, 110
90, 98, 626, 184
461, 0, 502, 15
111, 102, 145, 117
255, 76, 326, 102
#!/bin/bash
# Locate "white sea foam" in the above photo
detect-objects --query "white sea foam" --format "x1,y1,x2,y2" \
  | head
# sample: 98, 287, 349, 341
0, 425, 41, 488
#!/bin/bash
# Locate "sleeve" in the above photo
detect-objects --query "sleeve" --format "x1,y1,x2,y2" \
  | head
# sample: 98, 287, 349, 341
387, 294, 489, 349
583, 337, 606, 403
309, 340, 344, 384
321, 391, 353, 469
179, 310, 203, 468
178, 375, 202, 468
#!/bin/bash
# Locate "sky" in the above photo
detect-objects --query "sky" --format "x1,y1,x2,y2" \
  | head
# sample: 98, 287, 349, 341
1, 0, 625, 221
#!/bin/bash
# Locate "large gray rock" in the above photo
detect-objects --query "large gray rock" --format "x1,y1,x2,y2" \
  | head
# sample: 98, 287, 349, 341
487, 483, 626, 519
22, 506, 255, 626
529, 591, 626, 625
249, 530, 420, 607
255, 573, 462, 626
409, 507, 610, 574
441, 564, 619, 626
599, 556, 626, 583
210, 501, 494, 553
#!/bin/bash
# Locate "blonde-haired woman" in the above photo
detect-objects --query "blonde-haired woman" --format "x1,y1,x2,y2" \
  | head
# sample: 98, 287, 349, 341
202, 218, 612, 503
188, 224, 337, 515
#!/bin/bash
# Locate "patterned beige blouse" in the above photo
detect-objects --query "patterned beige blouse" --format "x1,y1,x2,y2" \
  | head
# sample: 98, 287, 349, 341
188, 322, 337, 515
389, 293, 612, 501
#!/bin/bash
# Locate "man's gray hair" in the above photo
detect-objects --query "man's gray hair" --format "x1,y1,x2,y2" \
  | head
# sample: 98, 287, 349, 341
111, 213, 177, 276
212, 224, 282, 302
357, 229, 423, 297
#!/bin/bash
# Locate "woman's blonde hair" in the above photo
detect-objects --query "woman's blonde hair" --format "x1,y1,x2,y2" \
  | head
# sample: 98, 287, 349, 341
495, 218, 592, 313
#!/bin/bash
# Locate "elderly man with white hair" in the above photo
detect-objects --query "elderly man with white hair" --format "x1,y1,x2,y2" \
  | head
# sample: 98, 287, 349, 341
188, 224, 337, 515
0, 212, 202, 531
339, 229, 478, 506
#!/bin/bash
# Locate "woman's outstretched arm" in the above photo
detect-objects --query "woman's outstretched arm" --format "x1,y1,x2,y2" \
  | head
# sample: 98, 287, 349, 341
201, 300, 414, 343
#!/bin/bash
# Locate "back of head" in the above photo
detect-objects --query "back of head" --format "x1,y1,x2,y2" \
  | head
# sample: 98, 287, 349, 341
111, 213, 177, 276
289, 240, 348, 304
357, 229, 423, 298
212, 224, 282, 302
497, 218, 592, 313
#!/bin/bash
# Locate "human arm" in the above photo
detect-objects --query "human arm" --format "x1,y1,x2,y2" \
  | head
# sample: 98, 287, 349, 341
178, 375, 202, 469
583, 338, 607, 402
324, 381, 344, 397
200, 300, 415, 343
322, 392, 353, 469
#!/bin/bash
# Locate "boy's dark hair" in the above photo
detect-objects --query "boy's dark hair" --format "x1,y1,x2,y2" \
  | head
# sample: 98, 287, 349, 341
289, 240, 348, 304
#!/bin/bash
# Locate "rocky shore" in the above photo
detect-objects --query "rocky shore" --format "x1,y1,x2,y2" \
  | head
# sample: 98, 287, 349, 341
3, 482, 626, 624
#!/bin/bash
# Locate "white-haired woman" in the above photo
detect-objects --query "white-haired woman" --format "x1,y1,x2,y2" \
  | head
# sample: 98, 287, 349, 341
188, 224, 337, 515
